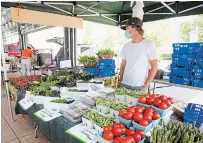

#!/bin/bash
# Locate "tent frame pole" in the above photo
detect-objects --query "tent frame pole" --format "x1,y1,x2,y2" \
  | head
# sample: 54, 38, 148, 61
1, 35, 15, 122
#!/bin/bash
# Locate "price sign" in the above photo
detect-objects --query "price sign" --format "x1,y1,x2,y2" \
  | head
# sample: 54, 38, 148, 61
18, 97, 34, 110
34, 109, 62, 122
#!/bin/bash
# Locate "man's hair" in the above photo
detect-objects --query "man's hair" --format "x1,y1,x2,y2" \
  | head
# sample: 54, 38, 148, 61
132, 26, 144, 36
27, 46, 31, 49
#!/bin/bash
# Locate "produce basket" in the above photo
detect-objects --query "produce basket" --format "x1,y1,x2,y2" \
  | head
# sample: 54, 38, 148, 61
126, 95, 138, 105
118, 116, 133, 128
152, 105, 173, 116
137, 102, 150, 108
82, 117, 94, 129
76, 82, 89, 89
93, 123, 103, 133
114, 94, 126, 102
109, 108, 119, 122
160, 111, 173, 126
96, 135, 112, 143
32, 95, 58, 105
96, 105, 110, 114
151, 118, 161, 128
132, 121, 153, 133
63, 113, 82, 123
60, 91, 73, 98
66, 102, 89, 118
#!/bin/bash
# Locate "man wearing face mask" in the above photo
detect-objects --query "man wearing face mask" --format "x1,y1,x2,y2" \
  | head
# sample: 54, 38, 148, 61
119, 17, 158, 93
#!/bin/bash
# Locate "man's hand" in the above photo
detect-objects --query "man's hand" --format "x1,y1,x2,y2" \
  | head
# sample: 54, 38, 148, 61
118, 76, 123, 83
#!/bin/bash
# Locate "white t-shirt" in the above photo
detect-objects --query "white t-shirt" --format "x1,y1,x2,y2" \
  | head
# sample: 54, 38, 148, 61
120, 39, 157, 86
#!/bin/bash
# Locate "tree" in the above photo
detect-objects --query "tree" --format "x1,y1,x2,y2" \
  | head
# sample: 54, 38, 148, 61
180, 15, 203, 42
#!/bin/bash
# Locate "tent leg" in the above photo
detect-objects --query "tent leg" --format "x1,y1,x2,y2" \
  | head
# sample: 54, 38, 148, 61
116, 16, 121, 87
1, 38, 15, 122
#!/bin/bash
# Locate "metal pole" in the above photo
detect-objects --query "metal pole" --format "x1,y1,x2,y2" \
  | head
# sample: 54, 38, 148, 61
74, 28, 77, 66
64, 28, 67, 60
116, 15, 121, 88
1, 35, 15, 122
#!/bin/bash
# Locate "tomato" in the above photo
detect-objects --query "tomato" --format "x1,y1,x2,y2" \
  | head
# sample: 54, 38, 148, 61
118, 123, 125, 128
128, 108, 135, 113
119, 110, 128, 117
167, 97, 174, 104
104, 125, 112, 131
144, 111, 153, 117
103, 130, 114, 141
113, 123, 121, 129
136, 106, 145, 112
159, 95, 167, 101
120, 127, 127, 134
113, 127, 122, 137
152, 112, 160, 120
143, 114, 152, 122
126, 136, 135, 143
126, 129, 135, 136
145, 107, 154, 113
159, 102, 168, 109
146, 97, 155, 105
132, 132, 141, 142
150, 94, 158, 99
133, 113, 143, 122
134, 107, 144, 113
138, 97, 147, 104
136, 130, 145, 139
143, 94, 150, 98
139, 119, 149, 126
163, 99, 172, 107
129, 106, 136, 110
120, 137, 134, 143
113, 137, 121, 143
124, 112, 133, 120
153, 99, 162, 107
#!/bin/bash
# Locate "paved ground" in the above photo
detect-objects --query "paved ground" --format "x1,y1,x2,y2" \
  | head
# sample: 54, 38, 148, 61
1, 72, 53, 143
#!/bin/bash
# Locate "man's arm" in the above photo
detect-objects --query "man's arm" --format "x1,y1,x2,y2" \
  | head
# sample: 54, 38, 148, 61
119, 59, 126, 83
144, 59, 158, 88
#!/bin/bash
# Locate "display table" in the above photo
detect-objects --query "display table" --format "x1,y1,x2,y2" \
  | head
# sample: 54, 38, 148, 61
14, 91, 81, 143
150, 79, 203, 93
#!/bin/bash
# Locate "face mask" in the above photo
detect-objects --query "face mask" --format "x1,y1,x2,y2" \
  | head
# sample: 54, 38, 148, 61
125, 30, 131, 39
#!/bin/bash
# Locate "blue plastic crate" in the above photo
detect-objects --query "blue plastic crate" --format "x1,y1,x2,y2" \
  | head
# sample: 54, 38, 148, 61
194, 66, 203, 78
98, 59, 115, 67
169, 75, 191, 85
173, 43, 203, 48
196, 47, 203, 54
99, 68, 115, 75
184, 120, 202, 129
83, 68, 99, 74
191, 79, 203, 88
94, 73, 115, 78
170, 64, 193, 75
172, 54, 195, 65
196, 58, 203, 66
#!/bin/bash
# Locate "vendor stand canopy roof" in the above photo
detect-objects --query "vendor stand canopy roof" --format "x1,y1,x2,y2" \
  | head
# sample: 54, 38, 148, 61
2, 1, 203, 27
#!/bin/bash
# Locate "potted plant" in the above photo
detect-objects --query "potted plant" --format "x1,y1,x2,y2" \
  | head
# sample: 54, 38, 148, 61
97, 49, 115, 59
78, 56, 98, 68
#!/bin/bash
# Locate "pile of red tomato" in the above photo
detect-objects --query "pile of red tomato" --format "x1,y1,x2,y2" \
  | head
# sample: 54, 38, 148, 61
119, 106, 160, 127
103, 123, 145, 143
138, 94, 174, 110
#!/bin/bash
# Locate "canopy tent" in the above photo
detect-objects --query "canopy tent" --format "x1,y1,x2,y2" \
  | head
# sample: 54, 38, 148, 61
1, 1, 203, 122
2, 1, 203, 27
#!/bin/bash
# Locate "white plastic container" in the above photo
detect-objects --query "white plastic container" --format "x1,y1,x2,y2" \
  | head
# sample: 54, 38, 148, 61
50, 86, 60, 91
93, 123, 103, 133
76, 82, 90, 89
126, 95, 138, 105
109, 108, 119, 122
82, 117, 94, 129
115, 94, 126, 102
161, 110, 173, 125
96, 105, 110, 114
32, 96, 58, 105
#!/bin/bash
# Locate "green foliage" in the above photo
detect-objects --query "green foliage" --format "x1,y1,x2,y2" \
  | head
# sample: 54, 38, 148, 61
97, 49, 115, 56
78, 56, 98, 66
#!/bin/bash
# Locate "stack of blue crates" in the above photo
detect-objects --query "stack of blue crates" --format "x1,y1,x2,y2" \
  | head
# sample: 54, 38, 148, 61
83, 59, 116, 78
170, 42, 203, 87
183, 103, 203, 129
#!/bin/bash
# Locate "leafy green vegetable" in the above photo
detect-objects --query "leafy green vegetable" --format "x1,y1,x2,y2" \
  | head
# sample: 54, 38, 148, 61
97, 49, 115, 56
78, 56, 98, 66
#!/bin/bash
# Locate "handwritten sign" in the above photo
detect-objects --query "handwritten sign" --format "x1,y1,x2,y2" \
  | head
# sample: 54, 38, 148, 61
18, 97, 34, 110
34, 108, 62, 122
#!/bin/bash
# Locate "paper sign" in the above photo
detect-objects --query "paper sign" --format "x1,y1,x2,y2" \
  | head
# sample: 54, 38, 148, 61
34, 109, 62, 122
60, 60, 72, 68
18, 97, 34, 110
65, 124, 99, 143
